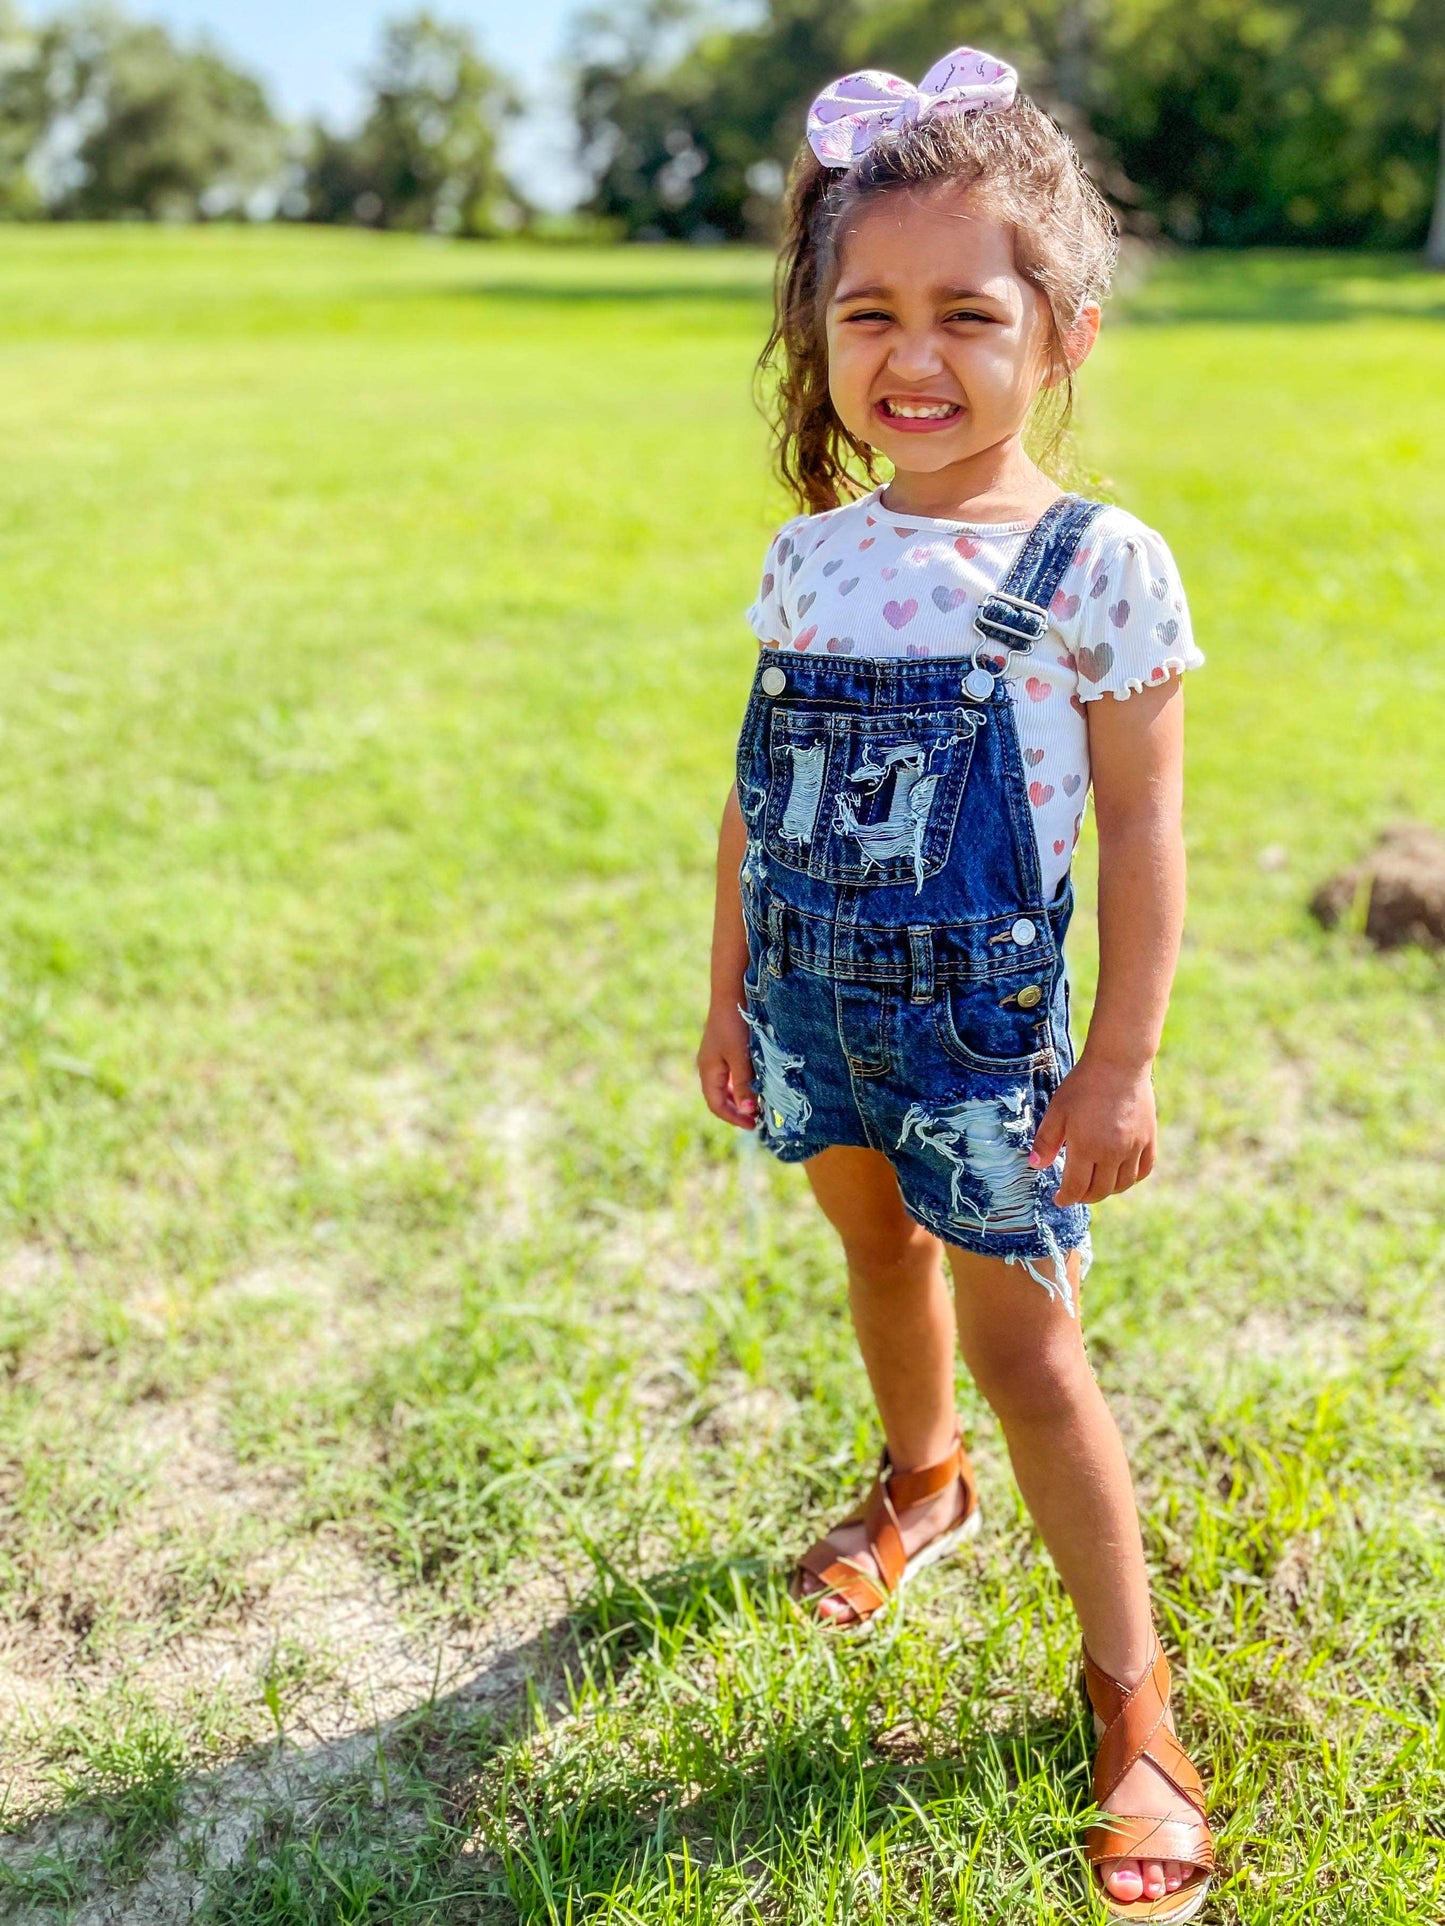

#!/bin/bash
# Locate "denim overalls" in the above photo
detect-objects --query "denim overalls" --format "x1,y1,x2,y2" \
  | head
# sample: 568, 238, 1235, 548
735, 495, 1104, 1310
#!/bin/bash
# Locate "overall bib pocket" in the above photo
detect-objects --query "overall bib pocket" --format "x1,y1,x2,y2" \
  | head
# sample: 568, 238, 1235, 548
761, 703, 984, 890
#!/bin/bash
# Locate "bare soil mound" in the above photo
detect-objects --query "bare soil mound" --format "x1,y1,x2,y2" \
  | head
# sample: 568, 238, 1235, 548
1310, 822, 1445, 950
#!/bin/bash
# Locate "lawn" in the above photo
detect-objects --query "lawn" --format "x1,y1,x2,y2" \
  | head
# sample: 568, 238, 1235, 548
0, 226, 1441, 1922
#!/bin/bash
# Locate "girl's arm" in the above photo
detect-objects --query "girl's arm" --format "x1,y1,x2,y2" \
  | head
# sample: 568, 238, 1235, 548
697, 784, 759, 1129
1029, 679, 1187, 1206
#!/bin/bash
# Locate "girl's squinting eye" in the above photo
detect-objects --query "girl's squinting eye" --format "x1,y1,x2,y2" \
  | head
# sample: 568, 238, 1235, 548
839, 307, 892, 324
945, 309, 993, 325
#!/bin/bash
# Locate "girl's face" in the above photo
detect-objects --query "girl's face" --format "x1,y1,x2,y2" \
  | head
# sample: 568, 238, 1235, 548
825, 186, 1095, 477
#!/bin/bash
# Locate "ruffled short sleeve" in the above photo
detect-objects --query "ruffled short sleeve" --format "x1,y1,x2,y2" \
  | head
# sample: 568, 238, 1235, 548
1073, 517, 1204, 702
746, 516, 806, 646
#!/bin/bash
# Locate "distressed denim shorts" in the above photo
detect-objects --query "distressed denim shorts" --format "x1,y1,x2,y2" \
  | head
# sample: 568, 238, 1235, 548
733, 497, 1102, 1311
739, 890, 1089, 1310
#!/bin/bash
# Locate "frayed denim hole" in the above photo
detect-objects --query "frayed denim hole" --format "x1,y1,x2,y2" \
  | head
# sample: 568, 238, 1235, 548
738, 1005, 812, 1140
779, 743, 825, 844
897, 1088, 1076, 1315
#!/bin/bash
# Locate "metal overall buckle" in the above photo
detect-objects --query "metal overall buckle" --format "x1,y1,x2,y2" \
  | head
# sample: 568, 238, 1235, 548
964, 592, 1049, 701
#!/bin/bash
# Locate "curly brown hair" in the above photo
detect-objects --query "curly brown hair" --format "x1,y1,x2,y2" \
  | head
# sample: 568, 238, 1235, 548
759, 95, 1119, 515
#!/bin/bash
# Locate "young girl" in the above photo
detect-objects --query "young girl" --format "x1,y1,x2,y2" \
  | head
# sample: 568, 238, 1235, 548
697, 49, 1214, 1922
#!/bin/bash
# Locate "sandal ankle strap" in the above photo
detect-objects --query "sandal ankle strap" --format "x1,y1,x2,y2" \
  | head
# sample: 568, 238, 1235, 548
880, 1431, 974, 1512
793, 1425, 979, 1626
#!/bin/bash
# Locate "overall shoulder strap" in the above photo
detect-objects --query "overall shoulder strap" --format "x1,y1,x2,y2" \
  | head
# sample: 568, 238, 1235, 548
974, 495, 1106, 657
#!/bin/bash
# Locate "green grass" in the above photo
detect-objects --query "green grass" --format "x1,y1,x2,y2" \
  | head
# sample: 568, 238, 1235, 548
0, 226, 1441, 1922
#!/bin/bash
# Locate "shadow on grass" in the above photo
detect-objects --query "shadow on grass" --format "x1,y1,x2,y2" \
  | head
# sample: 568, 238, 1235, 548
0, 1560, 761, 1921
431, 249, 1445, 324
446, 277, 773, 306
0, 1612, 579, 1922
480, 1557, 1092, 1921
0, 1556, 1091, 1922
1115, 249, 1445, 326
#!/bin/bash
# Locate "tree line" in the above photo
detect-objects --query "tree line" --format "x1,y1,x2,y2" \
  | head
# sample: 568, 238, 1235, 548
1, 0, 1443, 254
577, 0, 1445, 253
0, 5, 521, 233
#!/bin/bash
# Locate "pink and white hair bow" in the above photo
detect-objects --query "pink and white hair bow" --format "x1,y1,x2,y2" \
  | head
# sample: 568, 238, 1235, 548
806, 47, 1018, 167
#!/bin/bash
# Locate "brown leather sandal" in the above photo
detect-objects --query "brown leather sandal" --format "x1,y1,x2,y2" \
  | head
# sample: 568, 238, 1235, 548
791, 1430, 981, 1632
1082, 1638, 1215, 1922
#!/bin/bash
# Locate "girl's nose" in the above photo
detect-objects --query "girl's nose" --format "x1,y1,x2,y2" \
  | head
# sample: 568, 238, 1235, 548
886, 331, 947, 382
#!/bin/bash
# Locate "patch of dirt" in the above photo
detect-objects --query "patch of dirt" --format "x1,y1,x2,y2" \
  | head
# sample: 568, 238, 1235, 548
592, 1201, 719, 1302
695, 1381, 794, 1449
1269, 1534, 1318, 1615
1310, 821, 1445, 950
0, 1246, 63, 1296
0, 1401, 287, 1712
0, 1396, 564, 1788
484, 1095, 550, 1244
3, 1604, 570, 1926
1224, 1308, 1361, 1379
0, 1381, 575, 1922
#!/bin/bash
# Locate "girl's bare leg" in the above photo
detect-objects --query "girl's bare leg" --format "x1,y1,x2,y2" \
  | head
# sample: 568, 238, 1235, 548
797, 1146, 969, 1619
947, 1245, 1189, 1906
797, 1151, 1191, 1905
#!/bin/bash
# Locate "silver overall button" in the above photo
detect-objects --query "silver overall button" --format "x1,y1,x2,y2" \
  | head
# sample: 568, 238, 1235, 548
760, 666, 787, 696
1016, 983, 1043, 1009
1010, 918, 1037, 947
963, 666, 996, 701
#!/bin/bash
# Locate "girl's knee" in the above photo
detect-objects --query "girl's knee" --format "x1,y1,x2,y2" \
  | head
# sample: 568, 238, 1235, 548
967, 1327, 1092, 1424
841, 1217, 939, 1288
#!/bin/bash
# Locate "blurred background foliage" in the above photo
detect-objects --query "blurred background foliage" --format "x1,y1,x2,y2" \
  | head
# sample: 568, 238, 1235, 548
295, 15, 521, 236
575, 0, 1445, 247
0, 0, 280, 222
0, 0, 1443, 250
0, 4, 523, 233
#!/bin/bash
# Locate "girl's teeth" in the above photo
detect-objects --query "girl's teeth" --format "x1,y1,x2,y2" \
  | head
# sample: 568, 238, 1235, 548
887, 402, 956, 418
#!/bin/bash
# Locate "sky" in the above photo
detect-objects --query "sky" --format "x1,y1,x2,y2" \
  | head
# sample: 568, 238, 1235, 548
33, 1, 589, 208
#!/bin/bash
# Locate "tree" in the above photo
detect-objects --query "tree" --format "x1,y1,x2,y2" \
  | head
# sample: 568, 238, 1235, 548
298, 13, 521, 235
572, 0, 863, 240
1089, 0, 1445, 247
0, 4, 282, 222
572, 0, 1445, 249
0, 2, 44, 216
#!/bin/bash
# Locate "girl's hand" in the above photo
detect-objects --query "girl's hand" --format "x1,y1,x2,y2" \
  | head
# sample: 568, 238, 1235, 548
697, 1000, 759, 1129
1028, 1055, 1157, 1206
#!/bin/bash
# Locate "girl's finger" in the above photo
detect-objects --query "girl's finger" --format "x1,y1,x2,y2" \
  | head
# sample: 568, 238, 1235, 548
1114, 1150, 1143, 1194
1053, 1153, 1094, 1208
698, 1055, 737, 1123
1081, 1161, 1120, 1204
1029, 1100, 1067, 1169
1138, 1139, 1157, 1181
721, 1060, 758, 1129
728, 1052, 757, 1108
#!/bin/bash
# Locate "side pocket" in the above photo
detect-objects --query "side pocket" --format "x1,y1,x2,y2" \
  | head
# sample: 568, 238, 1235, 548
741, 905, 766, 1011
734, 686, 769, 826
935, 977, 1051, 1074
1054, 974, 1077, 1076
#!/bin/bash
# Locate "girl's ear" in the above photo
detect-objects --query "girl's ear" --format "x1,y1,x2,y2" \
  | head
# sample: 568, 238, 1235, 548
1063, 301, 1101, 372
1039, 300, 1100, 392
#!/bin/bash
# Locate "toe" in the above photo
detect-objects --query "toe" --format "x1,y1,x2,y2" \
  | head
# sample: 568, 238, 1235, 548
1102, 1858, 1143, 1903
1140, 1858, 1166, 1899
1164, 1859, 1183, 1892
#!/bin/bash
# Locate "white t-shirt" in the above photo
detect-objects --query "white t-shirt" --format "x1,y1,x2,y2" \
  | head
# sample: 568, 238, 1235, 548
747, 487, 1203, 899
